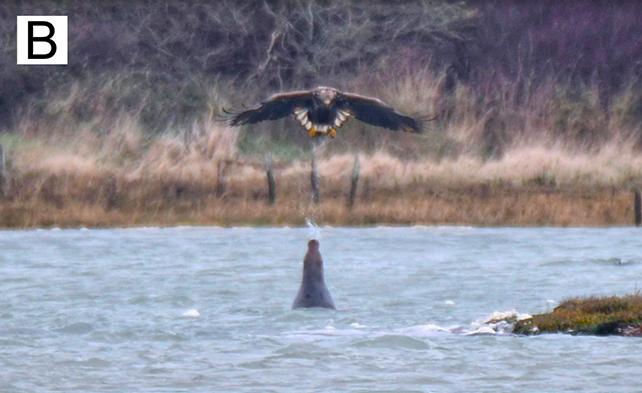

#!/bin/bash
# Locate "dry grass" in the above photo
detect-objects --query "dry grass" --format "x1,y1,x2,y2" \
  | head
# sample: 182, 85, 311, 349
1, 125, 640, 228
0, 182, 635, 228
514, 294, 642, 336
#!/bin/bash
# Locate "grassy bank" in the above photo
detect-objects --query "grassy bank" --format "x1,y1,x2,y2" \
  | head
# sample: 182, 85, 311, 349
1, 128, 641, 228
0, 185, 636, 228
514, 295, 642, 336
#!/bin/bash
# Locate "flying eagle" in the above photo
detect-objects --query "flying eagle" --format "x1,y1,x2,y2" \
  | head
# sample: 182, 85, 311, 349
226, 86, 422, 138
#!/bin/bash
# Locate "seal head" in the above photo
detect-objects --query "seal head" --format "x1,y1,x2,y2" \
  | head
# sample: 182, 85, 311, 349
292, 240, 335, 309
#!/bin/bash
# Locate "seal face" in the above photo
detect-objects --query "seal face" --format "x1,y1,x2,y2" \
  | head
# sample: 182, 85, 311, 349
292, 239, 336, 309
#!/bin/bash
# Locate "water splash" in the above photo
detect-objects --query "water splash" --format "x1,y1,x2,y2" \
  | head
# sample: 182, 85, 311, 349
305, 217, 321, 240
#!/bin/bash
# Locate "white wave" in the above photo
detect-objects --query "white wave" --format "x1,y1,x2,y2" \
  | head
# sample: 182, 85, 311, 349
284, 309, 533, 341
481, 310, 532, 323
464, 326, 497, 336
395, 324, 454, 336
469, 309, 533, 335
286, 326, 365, 339
182, 309, 200, 318
396, 310, 533, 338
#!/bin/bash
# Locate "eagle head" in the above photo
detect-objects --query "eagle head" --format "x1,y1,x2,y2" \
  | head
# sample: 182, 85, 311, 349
313, 86, 337, 106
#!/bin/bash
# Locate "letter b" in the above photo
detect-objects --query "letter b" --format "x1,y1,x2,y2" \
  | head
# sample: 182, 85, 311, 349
28, 21, 57, 59
17, 16, 68, 65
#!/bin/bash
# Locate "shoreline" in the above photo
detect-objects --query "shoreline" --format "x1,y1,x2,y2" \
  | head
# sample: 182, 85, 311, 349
2, 223, 639, 231
1, 184, 638, 229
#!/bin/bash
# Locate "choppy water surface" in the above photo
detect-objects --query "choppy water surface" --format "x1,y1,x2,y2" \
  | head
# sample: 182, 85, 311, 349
1, 226, 641, 392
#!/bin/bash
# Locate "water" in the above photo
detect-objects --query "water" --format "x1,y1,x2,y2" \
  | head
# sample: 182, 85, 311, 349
1, 226, 641, 392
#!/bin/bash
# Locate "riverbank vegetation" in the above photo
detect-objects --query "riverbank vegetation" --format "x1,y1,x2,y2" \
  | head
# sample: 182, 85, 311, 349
1, 1, 640, 227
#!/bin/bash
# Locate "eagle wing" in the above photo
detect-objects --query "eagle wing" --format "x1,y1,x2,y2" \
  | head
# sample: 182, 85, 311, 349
335, 92, 422, 133
227, 90, 313, 126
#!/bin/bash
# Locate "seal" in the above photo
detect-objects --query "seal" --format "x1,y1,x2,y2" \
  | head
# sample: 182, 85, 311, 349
292, 239, 336, 309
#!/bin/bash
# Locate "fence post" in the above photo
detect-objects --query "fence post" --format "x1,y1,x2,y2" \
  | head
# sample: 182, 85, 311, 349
362, 178, 371, 202
634, 189, 641, 226
310, 151, 320, 204
0, 144, 6, 198
347, 155, 360, 208
215, 160, 226, 197
265, 154, 276, 205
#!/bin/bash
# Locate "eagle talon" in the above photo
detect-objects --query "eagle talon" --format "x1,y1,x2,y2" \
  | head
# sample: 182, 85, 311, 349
328, 128, 337, 138
308, 127, 318, 138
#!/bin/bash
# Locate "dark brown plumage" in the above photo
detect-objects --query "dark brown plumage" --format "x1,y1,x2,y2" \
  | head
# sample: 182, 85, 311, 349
226, 86, 422, 138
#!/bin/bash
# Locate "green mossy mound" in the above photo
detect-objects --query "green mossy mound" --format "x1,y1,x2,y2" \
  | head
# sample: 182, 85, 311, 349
514, 294, 642, 336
